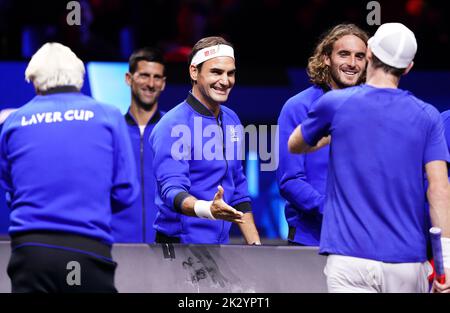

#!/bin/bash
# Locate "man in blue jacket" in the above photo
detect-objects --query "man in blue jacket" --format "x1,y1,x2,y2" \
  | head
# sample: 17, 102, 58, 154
150, 36, 260, 244
0, 43, 139, 292
277, 24, 368, 246
111, 48, 166, 243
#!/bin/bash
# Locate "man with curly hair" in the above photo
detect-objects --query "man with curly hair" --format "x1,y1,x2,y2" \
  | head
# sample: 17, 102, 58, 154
277, 24, 368, 246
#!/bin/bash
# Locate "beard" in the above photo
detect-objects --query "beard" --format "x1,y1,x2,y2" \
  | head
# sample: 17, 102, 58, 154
329, 66, 363, 89
132, 91, 157, 111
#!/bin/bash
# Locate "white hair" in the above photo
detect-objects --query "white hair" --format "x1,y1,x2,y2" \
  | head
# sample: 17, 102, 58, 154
25, 42, 85, 92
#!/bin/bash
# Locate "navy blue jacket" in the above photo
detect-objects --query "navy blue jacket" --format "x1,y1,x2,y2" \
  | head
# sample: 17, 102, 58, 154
0, 89, 139, 244
150, 93, 252, 244
277, 86, 328, 245
111, 109, 163, 243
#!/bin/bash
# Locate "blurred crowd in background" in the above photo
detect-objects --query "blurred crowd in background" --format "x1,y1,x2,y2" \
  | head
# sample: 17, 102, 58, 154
0, 0, 449, 70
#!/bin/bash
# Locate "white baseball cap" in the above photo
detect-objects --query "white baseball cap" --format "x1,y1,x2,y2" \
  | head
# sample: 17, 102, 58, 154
368, 23, 417, 69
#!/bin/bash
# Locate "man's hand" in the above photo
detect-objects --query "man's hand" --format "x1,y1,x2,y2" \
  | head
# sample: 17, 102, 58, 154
305, 135, 331, 153
288, 125, 330, 154
432, 268, 450, 293
238, 212, 261, 245
316, 135, 331, 149
210, 186, 244, 224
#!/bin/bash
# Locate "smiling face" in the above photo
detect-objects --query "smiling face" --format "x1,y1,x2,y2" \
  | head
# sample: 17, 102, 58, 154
325, 34, 367, 89
190, 56, 236, 111
126, 60, 166, 110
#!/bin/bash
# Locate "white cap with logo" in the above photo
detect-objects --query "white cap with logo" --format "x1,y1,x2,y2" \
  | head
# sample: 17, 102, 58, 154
368, 23, 417, 69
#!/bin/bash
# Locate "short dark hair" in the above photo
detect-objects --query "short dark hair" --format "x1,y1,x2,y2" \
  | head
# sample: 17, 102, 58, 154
128, 47, 166, 74
371, 53, 406, 77
188, 36, 233, 72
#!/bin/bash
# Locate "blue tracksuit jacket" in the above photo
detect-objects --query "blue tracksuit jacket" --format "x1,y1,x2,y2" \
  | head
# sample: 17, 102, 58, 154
150, 92, 252, 244
277, 85, 328, 245
0, 89, 139, 244
111, 109, 163, 243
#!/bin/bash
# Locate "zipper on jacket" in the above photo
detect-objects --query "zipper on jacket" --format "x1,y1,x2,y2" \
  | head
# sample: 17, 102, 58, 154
216, 114, 228, 242
216, 115, 229, 184
140, 132, 146, 242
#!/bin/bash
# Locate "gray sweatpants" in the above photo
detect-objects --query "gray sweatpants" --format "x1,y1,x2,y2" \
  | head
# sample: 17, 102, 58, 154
324, 254, 431, 293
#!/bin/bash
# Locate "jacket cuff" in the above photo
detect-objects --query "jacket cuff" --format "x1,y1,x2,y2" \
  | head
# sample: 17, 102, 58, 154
173, 191, 191, 213
234, 201, 252, 213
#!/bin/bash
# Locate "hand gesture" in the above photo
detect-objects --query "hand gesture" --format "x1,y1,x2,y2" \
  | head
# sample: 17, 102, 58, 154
210, 186, 244, 224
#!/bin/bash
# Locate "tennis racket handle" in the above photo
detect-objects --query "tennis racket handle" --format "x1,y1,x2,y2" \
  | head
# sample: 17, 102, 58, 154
430, 227, 446, 283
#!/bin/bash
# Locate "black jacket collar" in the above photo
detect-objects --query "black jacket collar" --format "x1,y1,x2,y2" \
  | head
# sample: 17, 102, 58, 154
186, 92, 216, 117
41, 86, 79, 95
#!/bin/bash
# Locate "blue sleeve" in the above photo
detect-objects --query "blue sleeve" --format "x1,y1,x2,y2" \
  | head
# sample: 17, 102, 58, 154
110, 110, 140, 212
423, 108, 450, 164
150, 119, 191, 212
276, 99, 325, 213
442, 111, 450, 152
229, 160, 252, 212
229, 121, 252, 212
301, 93, 337, 146
0, 118, 14, 197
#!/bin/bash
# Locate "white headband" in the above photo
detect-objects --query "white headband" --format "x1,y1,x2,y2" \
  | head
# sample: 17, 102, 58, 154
190, 44, 234, 66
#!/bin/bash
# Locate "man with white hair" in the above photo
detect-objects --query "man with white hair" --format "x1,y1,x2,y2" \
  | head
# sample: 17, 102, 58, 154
289, 23, 450, 293
0, 42, 139, 292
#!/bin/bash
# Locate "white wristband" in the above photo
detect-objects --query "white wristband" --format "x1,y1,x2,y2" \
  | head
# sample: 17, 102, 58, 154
442, 237, 450, 269
194, 200, 215, 220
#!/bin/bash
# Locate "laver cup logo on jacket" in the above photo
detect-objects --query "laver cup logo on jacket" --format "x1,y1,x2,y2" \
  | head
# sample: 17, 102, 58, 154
20, 109, 95, 126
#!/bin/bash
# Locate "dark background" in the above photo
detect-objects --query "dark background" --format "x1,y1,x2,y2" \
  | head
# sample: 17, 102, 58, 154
1, 0, 449, 72
0, 0, 449, 239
